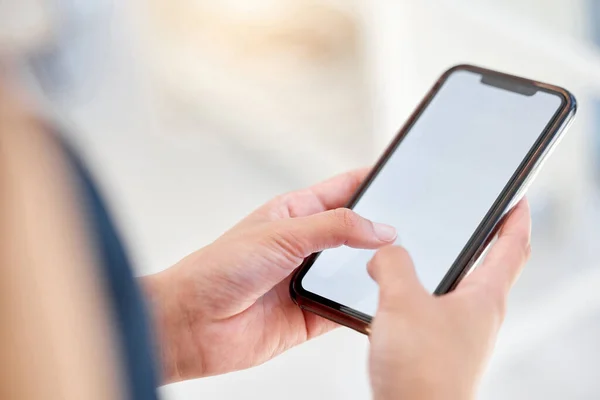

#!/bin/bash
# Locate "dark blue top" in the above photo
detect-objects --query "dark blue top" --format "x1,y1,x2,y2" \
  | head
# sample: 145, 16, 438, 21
59, 136, 159, 400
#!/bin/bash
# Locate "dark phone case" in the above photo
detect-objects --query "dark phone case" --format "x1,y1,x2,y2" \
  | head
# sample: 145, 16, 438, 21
290, 64, 577, 335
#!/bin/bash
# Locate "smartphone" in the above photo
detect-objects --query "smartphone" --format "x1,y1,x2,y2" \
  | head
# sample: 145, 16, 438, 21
290, 64, 576, 334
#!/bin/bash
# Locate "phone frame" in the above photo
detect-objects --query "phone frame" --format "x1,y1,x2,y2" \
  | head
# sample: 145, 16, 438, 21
289, 64, 577, 335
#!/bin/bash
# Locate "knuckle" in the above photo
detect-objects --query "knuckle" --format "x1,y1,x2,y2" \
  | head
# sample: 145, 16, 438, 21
272, 192, 293, 207
332, 208, 360, 230
270, 225, 307, 262
263, 192, 295, 218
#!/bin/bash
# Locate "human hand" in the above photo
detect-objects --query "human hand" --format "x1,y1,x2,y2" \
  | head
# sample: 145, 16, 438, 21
143, 169, 397, 383
368, 200, 531, 400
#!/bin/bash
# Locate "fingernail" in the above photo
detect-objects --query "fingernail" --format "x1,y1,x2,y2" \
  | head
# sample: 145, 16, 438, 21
373, 222, 397, 242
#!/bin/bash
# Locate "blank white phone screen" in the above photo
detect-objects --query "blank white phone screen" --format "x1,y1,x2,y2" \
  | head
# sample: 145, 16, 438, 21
301, 70, 563, 317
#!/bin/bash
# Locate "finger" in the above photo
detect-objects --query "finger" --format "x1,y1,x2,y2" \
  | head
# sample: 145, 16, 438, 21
458, 199, 532, 309
216, 209, 395, 313
206, 209, 395, 316
367, 246, 426, 310
273, 207, 397, 259
307, 167, 371, 211
277, 276, 340, 339
302, 310, 340, 339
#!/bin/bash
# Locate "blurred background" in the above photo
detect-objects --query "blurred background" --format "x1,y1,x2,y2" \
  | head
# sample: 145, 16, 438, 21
3, 0, 600, 398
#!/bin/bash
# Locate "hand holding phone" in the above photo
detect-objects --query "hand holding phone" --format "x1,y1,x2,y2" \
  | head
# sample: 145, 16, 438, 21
368, 200, 530, 400
291, 65, 576, 333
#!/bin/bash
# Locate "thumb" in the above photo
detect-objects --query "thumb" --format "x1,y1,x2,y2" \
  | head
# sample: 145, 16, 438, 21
456, 199, 531, 321
367, 246, 426, 311
215, 208, 397, 304
274, 208, 397, 258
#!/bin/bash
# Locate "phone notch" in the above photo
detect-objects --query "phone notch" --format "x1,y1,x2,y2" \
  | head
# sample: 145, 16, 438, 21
480, 74, 538, 97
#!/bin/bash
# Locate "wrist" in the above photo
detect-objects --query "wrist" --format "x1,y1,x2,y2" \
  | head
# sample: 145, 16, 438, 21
141, 267, 201, 384
371, 373, 476, 400
374, 388, 474, 400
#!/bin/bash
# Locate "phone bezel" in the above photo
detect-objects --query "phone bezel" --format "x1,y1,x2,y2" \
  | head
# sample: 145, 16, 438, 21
289, 64, 577, 335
